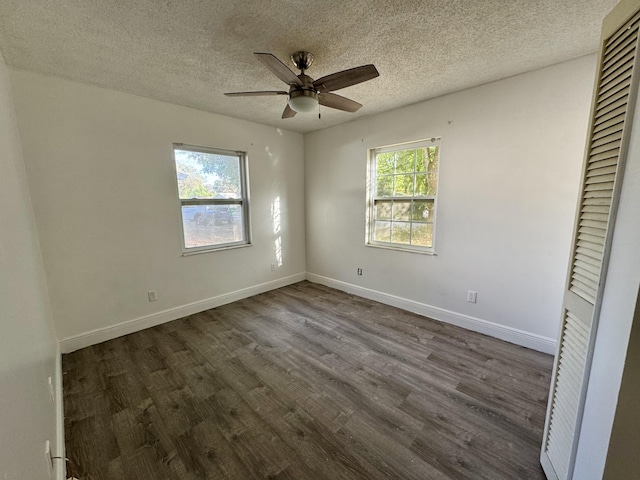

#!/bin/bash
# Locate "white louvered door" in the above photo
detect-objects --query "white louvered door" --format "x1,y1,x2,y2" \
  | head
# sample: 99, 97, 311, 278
540, 4, 640, 480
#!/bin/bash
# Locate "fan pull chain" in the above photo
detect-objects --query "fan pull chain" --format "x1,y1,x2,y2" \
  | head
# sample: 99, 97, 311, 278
318, 103, 321, 119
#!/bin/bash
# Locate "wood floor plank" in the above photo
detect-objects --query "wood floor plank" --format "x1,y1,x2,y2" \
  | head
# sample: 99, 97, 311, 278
63, 281, 552, 479
65, 412, 120, 478
401, 391, 545, 479
337, 412, 454, 480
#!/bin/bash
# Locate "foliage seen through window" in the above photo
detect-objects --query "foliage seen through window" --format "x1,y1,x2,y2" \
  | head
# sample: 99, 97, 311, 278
369, 139, 440, 251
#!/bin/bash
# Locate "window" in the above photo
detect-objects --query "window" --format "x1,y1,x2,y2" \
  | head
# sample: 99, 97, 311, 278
173, 144, 250, 253
367, 138, 440, 253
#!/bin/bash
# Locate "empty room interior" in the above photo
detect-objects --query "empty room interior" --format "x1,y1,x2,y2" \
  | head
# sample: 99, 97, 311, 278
2, 0, 640, 479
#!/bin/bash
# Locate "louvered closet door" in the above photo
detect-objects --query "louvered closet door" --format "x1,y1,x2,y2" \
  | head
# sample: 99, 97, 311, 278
540, 5, 640, 480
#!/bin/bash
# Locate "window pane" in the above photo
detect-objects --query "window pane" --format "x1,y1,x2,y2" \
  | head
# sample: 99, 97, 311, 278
376, 175, 393, 197
415, 174, 427, 196
374, 221, 391, 242
392, 201, 411, 221
182, 204, 244, 248
391, 222, 411, 244
412, 200, 435, 221
416, 147, 439, 172
376, 152, 395, 175
427, 172, 438, 195
415, 173, 438, 196
411, 223, 433, 247
416, 148, 427, 172
175, 149, 241, 199
427, 146, 439, 171
394, 174, 414, 196
375, 201, 392, 220
395, 149, 415, 173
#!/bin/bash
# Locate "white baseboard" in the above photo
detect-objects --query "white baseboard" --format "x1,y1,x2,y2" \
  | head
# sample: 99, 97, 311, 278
59, 273, 306, 353
59, 271, 556, 355
306, 273, 557, 354
54, 345, 66, 480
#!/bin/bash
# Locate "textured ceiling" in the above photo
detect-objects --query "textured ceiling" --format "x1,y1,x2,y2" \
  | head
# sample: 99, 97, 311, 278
0, 0, 616, 133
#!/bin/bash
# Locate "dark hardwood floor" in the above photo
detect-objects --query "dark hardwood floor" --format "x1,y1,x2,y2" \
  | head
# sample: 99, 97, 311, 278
63, 281, 553, 480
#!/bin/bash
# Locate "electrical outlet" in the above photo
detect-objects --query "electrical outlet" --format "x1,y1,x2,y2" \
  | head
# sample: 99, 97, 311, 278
44, 440, 53, 475
467, 290, 477, 303
357, 268, 363, 276
48, 376, 55, 404
147, 290, 157, 302
271, 263, 275, 271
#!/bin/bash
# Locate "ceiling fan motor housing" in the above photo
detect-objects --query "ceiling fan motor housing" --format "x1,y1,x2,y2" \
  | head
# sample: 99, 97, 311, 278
288, 72, 319, 113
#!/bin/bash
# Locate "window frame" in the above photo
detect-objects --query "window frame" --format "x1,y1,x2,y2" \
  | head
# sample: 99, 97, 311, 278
172, 143, 251, 255
366, 137, 441, 254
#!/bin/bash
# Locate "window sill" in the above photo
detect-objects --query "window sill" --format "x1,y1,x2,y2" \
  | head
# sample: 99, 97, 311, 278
366, 243, 437, 256
182, 242, 252, 256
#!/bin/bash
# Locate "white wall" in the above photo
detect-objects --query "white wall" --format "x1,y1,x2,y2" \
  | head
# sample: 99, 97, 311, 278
9, 69, 306, 348
572, 80, 640, 480
304, 55, 597, 351
0, 54, 59, 478
603, 289, 640, 480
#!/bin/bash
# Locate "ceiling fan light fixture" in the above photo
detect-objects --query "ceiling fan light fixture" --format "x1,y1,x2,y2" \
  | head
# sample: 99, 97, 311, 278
288, 89, 318, 113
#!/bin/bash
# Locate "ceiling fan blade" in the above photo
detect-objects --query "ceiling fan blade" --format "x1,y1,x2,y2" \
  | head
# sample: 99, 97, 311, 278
282, 104, 297, 119
254, 53, 303, 86
313, 64, 379, 92
224, 91, 288, 96
318, 92, 362, 112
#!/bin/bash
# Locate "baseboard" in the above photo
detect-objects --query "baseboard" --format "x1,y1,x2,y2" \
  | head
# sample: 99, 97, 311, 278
59, 273, 306, 353
306, 273, 557, 354
54, 345, 66, 480
59, 271, 556, 355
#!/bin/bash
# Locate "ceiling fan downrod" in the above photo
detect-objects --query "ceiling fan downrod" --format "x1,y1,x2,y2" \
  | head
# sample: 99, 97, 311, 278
290, 51, 314, 73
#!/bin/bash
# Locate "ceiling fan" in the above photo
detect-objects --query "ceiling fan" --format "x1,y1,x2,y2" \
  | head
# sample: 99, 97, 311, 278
224, 51, 379, 119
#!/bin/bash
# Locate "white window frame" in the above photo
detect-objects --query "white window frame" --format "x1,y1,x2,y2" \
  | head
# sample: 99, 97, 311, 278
366, 137, 440, 254
172, 143, 251, 255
